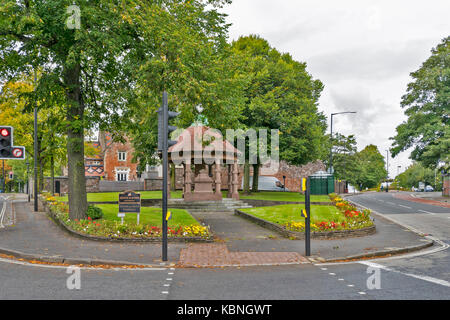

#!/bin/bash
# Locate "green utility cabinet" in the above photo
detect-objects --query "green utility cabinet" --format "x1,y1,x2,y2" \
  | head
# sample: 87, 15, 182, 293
309, 171, 335, 195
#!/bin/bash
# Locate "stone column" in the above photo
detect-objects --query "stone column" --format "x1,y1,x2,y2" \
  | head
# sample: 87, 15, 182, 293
232, 162, 239, 200
227, 164, 232, 198
215, 161, 222, 198
184, 161, 192, 198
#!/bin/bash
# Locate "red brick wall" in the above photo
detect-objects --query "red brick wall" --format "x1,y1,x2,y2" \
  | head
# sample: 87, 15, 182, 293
103, 137, 138, 181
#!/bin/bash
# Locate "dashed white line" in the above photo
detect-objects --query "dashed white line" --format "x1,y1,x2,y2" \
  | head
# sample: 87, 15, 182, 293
399, 205, 412, 209
329, 273, 336, 275
358, 292, 366, 295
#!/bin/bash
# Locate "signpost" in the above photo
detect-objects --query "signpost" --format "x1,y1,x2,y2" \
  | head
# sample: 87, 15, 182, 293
301, 178, 311, 256
118, 191, 141, 224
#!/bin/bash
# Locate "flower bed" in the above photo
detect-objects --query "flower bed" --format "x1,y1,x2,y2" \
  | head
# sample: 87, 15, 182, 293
237, 193, 375, 239
284, 195, 373, 233
42, 193, 212, 242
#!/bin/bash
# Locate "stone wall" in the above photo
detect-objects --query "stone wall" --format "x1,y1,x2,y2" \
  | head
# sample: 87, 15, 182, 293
43, 176, 100, 194
272, 160, 326, 192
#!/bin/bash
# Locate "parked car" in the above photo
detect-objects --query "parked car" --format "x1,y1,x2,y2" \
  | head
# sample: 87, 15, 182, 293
425, 185, 434, 192
242, 176, 289, 191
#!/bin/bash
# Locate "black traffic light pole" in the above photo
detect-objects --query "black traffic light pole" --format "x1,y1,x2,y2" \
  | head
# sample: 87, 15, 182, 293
162, 91, 169, 262
158, 91, 179, 262
305, 177, 311, 256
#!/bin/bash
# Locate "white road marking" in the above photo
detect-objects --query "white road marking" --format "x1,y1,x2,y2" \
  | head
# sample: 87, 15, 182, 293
418, 210, 436, 215
347, 284, 354, 287
161, 291, 169, 294
399, 205, 412, 209
358, 292, 366, 295
387, 202, 397, 206
360, 261, 450, 288
329, 273, 336, 275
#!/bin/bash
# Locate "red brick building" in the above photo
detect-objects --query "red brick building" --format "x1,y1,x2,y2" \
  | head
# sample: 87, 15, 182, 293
85, 132, 139, 182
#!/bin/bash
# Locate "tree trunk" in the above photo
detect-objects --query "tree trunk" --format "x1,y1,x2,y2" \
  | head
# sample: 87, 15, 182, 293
252, 163, 259, 192
243, 162, 250, 195
65, 63, 88, 220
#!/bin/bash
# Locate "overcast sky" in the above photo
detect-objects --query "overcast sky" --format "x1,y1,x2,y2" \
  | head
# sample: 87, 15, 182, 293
221, 0, 450, 177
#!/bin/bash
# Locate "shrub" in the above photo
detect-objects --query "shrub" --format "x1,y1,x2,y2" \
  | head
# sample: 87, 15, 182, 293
86, 205, 103, 220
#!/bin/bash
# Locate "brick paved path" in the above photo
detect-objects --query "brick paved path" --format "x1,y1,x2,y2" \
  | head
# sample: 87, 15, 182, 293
178, 243, 309, 267
393, 193, 450, 208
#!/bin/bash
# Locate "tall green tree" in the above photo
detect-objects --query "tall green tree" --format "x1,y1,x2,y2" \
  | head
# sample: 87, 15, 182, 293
323, 133, 360, 183
0, 0, 233, 219
354, 145, 387, 190
391, 36, 450, 168
231, 35, 327, 192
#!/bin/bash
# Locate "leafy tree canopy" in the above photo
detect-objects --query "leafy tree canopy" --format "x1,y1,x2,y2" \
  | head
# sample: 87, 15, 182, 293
391, 36, 450, 168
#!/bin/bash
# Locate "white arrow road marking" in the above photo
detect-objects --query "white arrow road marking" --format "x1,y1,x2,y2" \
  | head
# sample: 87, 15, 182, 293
359, 261, 450, 288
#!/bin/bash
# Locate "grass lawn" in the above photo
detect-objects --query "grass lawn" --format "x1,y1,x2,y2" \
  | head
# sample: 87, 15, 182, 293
57, 190, 330, 203
240, 204, 343, 225
56, 191, 183, 202
94, 204, 200, 227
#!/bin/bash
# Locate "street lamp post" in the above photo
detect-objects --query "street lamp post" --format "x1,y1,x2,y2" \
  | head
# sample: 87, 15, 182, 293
33, 70, 38, 212
329, 112, 357, 174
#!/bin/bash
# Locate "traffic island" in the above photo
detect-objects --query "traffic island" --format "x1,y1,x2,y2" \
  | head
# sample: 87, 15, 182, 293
40, 194, 214, 243
234, 209, 376, 240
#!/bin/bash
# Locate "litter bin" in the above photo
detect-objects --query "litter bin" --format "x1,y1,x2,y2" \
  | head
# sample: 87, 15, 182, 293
309, 171, 335, 195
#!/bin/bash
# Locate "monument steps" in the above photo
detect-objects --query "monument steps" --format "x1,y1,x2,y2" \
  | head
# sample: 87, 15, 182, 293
166, 198, 252, 213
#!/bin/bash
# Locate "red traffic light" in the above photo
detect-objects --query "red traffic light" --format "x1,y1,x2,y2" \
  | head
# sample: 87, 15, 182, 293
0, 128, 10, 137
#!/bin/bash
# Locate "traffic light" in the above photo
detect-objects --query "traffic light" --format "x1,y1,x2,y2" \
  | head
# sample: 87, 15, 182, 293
157, 92, 180, 153
157, 91, 179, 262
0, 126, 26, 160
0, 126, 13, 158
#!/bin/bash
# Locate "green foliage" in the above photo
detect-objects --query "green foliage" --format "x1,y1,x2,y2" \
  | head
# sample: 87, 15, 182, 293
0, 0, 235, 218
86, 205, 103, 220
391, 36, 450, 168
396, 162, 442, 190
231, 35, 327, 166
354, 145, 388, 190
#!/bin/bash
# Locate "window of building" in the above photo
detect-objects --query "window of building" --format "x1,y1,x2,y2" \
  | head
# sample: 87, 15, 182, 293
118, 152, 127, 161
117, 173, 127, 181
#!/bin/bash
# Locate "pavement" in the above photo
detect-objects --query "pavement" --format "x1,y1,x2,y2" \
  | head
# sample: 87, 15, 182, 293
0, 193, 438, 268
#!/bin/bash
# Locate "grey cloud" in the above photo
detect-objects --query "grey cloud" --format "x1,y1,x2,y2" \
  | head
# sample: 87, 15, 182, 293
307, 38, 434, 81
